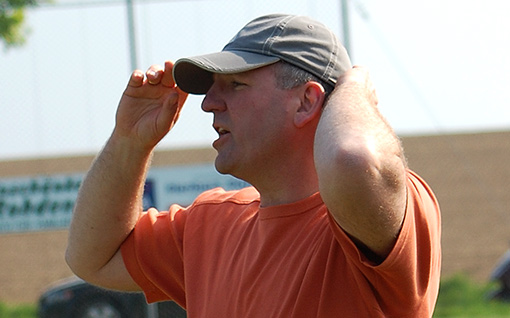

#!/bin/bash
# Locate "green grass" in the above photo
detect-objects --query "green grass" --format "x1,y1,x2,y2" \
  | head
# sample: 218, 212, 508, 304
0, 302, 36, 318
433, 274, 510, 317
2, 275, 510, 317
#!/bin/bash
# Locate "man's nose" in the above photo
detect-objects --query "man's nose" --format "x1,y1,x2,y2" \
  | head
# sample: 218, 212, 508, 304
201, 84, 226, 113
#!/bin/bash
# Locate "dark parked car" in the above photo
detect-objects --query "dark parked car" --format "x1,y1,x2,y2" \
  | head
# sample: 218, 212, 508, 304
38, 276, 186, 318
488, 249, 510, 302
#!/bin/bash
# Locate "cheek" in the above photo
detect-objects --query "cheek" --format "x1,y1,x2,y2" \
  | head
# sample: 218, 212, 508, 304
247, 112, 289, 148
233, 93, 293, 143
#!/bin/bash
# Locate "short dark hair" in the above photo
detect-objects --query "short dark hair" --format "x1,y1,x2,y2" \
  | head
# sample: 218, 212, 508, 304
273, 61, 334, 101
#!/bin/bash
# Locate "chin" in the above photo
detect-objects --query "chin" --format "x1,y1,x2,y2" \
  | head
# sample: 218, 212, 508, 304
215, 159, 246, 182
214, 158, 230, 176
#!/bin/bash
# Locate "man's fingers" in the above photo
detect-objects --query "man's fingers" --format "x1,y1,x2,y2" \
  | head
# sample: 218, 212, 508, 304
128, 70, 145, 87
128, 62, 176, 88
146, 65, 164, 85
161, 61, 176, 87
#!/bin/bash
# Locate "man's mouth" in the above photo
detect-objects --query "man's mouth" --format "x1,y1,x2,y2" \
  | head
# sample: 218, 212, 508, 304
216, 126, 230, 136
212, 126, 230, 149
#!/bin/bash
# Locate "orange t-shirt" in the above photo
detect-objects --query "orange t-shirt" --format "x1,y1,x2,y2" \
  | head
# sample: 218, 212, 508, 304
121, 170, 441, 317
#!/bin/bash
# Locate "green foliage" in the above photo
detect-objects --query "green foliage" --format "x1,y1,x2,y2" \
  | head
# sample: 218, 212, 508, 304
0, 0, 38, 47
0, 301, 36, 318
433, 274, 510, 317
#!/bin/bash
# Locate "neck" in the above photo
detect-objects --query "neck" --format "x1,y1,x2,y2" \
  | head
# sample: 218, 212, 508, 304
257, 182, 319, 207
247, 159, 320, 208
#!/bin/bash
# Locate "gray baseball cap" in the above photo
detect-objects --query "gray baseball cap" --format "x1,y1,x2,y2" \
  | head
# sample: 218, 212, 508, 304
172, 14, 352, 94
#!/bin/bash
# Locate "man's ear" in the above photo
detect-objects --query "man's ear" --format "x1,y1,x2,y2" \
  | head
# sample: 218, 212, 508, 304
294, 82, 325, 128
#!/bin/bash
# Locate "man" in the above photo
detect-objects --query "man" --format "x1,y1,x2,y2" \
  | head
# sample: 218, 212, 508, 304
66, 14, 441, 317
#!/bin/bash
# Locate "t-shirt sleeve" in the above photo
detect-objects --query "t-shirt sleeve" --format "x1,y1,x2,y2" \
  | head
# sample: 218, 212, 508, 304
328, 169, 441, 314
121, 205, 188, 306
120, 187, 257, 307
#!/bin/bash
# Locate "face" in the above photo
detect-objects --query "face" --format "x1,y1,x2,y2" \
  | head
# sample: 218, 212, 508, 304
201, 64, 301, 183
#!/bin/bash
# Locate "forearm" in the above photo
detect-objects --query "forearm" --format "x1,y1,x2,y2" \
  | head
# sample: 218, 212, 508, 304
314, 68, 407, 257
65, 135, 153, 281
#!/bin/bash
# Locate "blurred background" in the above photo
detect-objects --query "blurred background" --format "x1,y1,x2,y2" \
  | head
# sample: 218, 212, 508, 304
1, 0, 510, 316
1, 0, 510, 160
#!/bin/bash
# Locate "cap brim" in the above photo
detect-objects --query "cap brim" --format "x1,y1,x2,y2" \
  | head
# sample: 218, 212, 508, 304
173, 50, 280, 94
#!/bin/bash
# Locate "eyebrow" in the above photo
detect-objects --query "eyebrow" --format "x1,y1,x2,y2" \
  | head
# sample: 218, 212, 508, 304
212, 72, 253, 85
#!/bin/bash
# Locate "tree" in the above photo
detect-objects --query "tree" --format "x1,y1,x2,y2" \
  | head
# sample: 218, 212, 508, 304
0, 0, 38, 48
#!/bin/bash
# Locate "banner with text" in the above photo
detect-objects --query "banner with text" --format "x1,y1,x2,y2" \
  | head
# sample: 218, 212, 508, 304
0, 164, 248, 234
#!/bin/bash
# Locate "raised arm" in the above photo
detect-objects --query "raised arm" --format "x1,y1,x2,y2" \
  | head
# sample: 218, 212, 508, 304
65, 61, 188, 290
314, 66, 407, 261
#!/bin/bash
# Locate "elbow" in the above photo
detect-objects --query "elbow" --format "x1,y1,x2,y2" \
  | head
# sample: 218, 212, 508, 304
64, 244, 94, 282
316, 138, 377, 178
315, 137, 405, 192
65, 245, 83, 279
338, 144, 374, 173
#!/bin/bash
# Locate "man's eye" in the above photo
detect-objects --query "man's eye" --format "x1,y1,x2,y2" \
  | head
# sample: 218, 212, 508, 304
232, 81, 246, 88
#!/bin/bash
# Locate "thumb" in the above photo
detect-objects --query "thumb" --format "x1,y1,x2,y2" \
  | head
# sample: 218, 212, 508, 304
159, 88, 188, 131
